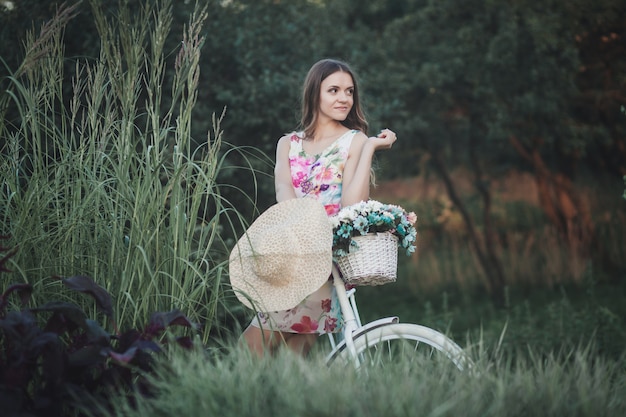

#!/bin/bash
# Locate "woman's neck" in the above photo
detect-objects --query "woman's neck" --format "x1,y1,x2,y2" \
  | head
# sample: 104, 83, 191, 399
311, 122, 347, 142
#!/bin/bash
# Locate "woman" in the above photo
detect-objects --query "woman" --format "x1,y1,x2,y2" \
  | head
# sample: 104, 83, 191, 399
241, 58, 397, 356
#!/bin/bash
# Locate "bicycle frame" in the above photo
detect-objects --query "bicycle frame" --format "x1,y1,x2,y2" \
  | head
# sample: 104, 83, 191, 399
326, 264, 398, 366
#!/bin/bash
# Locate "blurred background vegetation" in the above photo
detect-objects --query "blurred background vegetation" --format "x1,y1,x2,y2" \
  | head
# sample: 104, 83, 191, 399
0, 0, 625, 359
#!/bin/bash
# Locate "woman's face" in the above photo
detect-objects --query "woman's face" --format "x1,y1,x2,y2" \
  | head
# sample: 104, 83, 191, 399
318, 71, 354, 123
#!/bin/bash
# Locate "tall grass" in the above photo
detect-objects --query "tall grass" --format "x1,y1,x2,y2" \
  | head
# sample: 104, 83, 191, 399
0, 0, 269, 342
84, 343, 626, 417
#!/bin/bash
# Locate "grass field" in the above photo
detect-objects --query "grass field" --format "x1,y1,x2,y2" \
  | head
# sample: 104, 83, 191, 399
85, 342, 626, 417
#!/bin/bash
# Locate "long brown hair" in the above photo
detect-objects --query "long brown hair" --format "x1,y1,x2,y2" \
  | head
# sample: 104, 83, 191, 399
300, 59, 369, 140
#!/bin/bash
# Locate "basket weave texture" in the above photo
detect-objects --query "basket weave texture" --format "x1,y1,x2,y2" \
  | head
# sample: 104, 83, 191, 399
335, 232, 398, 286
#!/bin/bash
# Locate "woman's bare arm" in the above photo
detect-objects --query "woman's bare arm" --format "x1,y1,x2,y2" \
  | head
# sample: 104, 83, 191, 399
274, 135, 298, 203
341, 129, 397, 207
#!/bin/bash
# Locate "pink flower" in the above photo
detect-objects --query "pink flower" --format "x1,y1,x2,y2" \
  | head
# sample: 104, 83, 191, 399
290, 316, 319, 333
319, 167, 335, 182
407, 211, 418, 225
324, 317, 338, 333
291, 170, 308, 188
321, 299, 331, 313
325, 204, 340, 216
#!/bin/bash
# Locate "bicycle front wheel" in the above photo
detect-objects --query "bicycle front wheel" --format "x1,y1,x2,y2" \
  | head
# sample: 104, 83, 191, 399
327, 323, 471, 371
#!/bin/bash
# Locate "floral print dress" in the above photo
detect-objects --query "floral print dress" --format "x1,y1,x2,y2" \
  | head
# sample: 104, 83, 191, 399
250, 129, 357, 334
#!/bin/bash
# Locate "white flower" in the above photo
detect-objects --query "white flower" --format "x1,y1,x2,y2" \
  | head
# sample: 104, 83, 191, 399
332, 199, 418, 258
1, 1, 15, 11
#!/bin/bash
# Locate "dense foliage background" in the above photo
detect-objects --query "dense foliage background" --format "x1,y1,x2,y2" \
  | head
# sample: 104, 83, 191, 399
1, 0, 624, 320
3, 0, 624, 176
0, 0, 624, 317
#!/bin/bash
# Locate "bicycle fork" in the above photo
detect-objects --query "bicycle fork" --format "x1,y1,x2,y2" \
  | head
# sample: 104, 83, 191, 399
331, 264, 361, 367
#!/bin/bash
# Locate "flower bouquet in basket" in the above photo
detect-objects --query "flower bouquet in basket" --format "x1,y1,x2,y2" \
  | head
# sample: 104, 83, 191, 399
330, 200, 418, 286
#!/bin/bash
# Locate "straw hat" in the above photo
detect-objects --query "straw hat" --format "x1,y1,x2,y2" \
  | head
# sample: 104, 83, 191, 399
228, 198, 333, 312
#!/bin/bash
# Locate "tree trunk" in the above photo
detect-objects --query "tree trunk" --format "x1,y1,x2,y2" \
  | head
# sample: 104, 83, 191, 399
509, 135, 595, 255
430, 152, 506, 307
468, 132, 507, 304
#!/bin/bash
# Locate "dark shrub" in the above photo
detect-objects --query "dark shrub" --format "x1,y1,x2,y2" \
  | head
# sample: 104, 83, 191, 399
0, 237, 199, 417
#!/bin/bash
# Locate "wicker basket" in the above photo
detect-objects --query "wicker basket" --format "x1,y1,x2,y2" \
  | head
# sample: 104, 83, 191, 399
335, 232, 399, 286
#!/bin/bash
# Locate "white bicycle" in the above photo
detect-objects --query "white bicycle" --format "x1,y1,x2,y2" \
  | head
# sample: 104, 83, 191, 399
325, 264, 472, 370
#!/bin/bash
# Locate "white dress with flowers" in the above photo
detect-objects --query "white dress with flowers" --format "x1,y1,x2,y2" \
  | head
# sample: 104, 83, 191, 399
250, 130, 358, 334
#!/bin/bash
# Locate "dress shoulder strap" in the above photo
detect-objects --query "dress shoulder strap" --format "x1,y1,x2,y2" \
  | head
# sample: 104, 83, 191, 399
287, 131, 303, 154
336, 129, 358, 149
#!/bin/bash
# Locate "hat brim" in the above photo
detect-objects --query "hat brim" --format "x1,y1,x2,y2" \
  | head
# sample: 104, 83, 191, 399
228, 198, 333, 312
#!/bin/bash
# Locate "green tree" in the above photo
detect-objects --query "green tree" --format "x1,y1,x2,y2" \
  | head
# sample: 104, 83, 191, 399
358, 0, 622, 303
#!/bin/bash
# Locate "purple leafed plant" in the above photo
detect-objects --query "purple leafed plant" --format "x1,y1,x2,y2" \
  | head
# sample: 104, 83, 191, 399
0, 236, 199, 416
